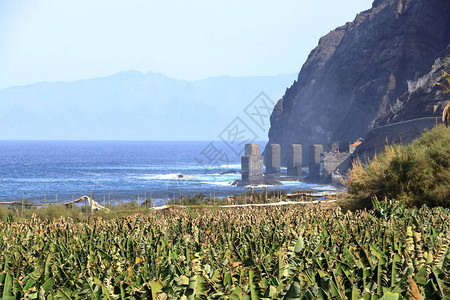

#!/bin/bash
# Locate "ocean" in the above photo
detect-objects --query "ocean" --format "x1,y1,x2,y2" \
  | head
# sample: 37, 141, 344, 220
0, 141, 335, 206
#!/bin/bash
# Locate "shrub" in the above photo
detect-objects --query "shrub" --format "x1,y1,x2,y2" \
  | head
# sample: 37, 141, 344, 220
0, 206, 14, 222
32, 204, 85, 220
345, 125, 450, 207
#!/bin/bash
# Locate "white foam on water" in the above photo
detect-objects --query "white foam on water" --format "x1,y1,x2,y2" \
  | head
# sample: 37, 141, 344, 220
85, 164, 202, 171
131, 174, 197, 180
201, 181, 234, 186
306, 184, 337, 191
279, 181, 304, 186
206, 173, 239, 176
196, 173, 239, 182
219, 164, 241, 168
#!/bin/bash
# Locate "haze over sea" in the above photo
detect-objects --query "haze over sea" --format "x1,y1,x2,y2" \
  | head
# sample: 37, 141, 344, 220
0, 141, 335, 206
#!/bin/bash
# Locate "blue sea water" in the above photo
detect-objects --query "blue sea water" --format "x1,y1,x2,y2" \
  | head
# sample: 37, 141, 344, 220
0, 141, 335, 206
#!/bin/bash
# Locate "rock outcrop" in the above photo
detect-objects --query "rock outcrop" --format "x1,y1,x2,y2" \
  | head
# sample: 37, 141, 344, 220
267, 0, 450, 164
353, 51, 450, 163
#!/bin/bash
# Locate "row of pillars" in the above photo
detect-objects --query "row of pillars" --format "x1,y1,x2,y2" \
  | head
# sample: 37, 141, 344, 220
241, 143, 325, 184
266, 144, 324, 177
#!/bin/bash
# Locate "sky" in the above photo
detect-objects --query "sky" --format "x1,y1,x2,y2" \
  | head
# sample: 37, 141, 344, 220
0, 0, 374, 90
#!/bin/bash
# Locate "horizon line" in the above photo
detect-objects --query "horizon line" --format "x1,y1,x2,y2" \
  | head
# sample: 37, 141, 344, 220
0, 70, 298, 91
0, 139, 269, 142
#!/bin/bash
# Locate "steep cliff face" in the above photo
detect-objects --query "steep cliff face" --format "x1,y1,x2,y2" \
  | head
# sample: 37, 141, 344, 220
353, 52, 450, 163
374, 52, 450, 127
268, 0, 450, 164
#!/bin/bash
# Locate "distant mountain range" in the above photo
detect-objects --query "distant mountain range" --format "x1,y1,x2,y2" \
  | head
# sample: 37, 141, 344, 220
0, 71, 296, 140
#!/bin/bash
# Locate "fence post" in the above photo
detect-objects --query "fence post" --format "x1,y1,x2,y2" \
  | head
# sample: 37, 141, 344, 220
90, 190, 93, 217
144, 191, 147, 209
264, 187, 268, 203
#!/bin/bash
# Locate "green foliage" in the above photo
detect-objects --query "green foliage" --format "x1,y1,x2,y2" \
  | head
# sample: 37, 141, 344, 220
34, 204, 85, 220
0, 204, 448, 298
346, 125, 450, 207
0, 207, 14, 222
166, 190, 287, 207
167, 193, 209, 206
372, 198, 406, 220
0, 205, 88, 222
267, 189, 287, 198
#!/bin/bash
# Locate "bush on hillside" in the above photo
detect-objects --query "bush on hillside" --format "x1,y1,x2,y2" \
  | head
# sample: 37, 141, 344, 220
345, 125, 450, 207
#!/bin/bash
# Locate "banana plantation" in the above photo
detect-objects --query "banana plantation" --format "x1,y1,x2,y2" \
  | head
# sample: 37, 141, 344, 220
0, 203, 448, 299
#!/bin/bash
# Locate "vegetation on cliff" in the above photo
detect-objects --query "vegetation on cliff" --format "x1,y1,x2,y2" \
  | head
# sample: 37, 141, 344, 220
346, 125, 450, 208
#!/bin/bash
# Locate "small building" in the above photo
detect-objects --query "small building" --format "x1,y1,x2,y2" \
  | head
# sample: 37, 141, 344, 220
349, 140, 362, 153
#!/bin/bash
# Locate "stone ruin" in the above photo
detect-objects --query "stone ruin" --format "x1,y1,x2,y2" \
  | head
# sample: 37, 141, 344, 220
241, 144, 264, 185
265, 143, 302, 178
286, 144, 302, 177
240, 140, 362, 185
265, 144, 281, 178
308, 144, 324, 179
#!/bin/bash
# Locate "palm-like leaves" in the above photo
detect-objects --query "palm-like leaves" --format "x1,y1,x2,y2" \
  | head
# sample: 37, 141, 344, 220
0, 205, 448, 299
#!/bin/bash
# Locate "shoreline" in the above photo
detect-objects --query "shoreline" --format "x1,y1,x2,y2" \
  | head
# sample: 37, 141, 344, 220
0, 179, 341, 206
0, 187, 342, 209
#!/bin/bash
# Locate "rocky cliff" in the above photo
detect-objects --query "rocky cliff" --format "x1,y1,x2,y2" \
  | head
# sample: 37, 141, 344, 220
267, 0, 450, 164
353, 51, 450, 163
374, 52, 450, 128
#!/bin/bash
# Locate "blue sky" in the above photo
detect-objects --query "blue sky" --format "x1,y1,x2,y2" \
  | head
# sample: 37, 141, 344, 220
0, 0, 373, 90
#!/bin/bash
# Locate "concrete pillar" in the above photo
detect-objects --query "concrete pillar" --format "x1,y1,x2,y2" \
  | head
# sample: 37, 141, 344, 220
245, 144, 260, 156
241, 144, 263, 185
287, 144, 302, 176
265, 144, 281, 178
309, 144, 324, 165
309, 144, 323, 178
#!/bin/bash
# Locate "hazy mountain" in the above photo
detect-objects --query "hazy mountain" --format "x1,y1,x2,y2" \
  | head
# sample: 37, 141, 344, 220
0, 71, 296, 140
